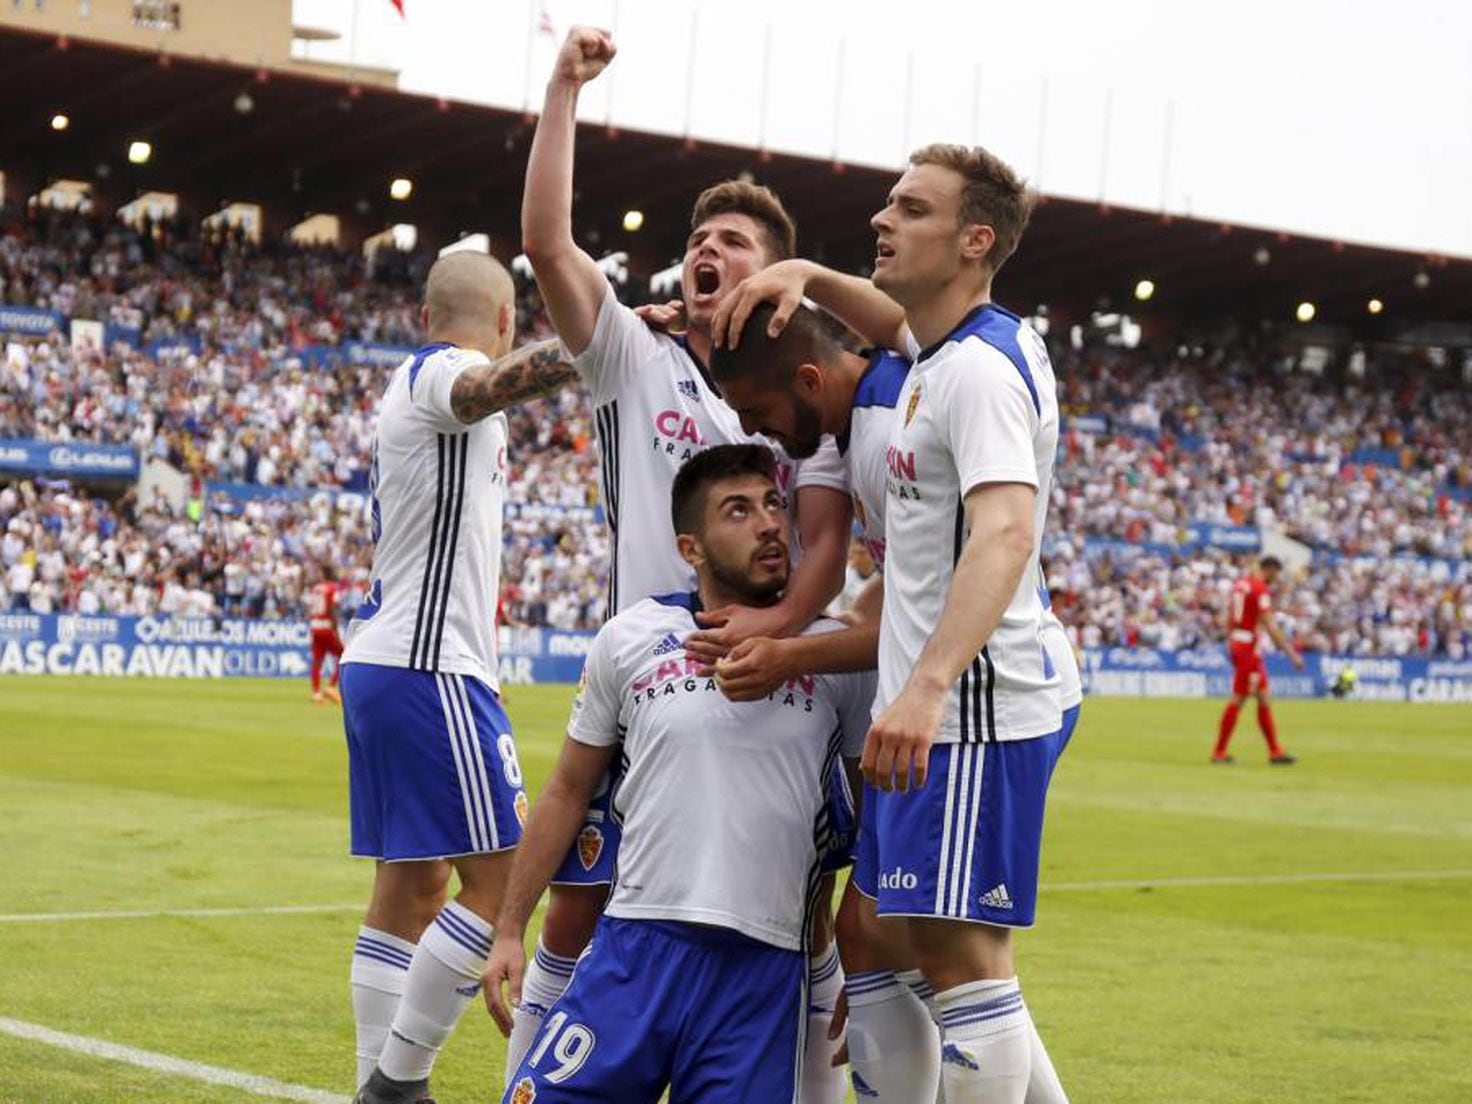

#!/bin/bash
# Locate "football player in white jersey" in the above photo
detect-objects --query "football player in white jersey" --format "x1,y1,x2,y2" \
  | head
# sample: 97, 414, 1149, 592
710, 301, 1079, 1103
342, 252, 582, 1104
484, 444, 875, 1104
514, 27, 854, 1096
855, 144, 1067, 1104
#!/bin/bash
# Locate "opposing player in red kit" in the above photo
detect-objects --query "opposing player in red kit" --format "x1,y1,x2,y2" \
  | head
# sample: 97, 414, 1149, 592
1213, 555, 1302, 764
309, 565, 344, 705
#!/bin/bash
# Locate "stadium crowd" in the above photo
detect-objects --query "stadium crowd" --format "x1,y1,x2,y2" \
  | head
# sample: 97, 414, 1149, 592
2, 207, 1468, 654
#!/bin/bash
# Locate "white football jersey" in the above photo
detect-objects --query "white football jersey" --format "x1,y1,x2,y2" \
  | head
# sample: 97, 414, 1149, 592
344, 343, 507, 689
568, 593, 875, 951
877, 304, 1062, 742
839, 349, 910, 571
575, 288, 847, 615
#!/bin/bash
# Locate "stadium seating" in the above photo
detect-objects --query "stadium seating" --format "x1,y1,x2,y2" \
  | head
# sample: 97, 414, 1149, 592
1, 208, 1467, 655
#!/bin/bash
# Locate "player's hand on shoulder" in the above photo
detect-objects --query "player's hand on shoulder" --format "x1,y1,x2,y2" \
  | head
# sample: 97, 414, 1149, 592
711, 259, 815, 350
862, 685, 944, 793
633, 299, 687, 334
712, 636, 792, 701
482, 933, 527, 1037
556, 26, 616, 85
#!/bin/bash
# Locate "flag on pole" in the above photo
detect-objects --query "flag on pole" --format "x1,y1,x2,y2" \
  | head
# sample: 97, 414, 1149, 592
388, 0, 405, 17
538, 4, 557, 37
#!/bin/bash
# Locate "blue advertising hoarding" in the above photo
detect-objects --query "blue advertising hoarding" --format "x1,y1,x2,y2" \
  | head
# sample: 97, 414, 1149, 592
0, 614, 592, 685
3, 614, 1469, 703
0, 438, 139, 479
1081, 647, 1472, 703
0, 305, 65, 336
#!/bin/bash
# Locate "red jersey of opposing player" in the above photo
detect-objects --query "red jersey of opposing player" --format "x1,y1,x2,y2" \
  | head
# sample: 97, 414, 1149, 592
1227, 574, 1272, 696
309, 578, 344, 700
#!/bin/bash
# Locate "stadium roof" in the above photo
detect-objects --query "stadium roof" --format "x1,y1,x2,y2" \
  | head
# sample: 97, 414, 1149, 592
3, 26, 1469, 330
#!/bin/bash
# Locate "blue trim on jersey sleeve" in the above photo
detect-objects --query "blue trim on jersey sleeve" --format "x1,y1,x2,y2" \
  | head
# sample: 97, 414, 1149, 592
917, 303, 1040, 416
407, 341, 455, 398
853, 350, 910, 410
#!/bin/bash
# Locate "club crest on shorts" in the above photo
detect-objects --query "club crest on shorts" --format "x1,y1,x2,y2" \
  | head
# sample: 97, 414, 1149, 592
510, 1076, 537, 1104
514, 790, 529, 826
904, 385, 922, 427
577, 824, 604, 871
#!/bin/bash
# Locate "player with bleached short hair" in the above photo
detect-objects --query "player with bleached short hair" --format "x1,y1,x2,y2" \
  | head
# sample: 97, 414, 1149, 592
484, 443, 875, 1104
342, 250, 582, 1104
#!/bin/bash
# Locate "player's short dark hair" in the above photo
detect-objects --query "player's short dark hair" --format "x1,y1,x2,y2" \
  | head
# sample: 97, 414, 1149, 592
709, 303, 843, 389
670, 444, 779, 536
691, 180, 797, 262
909, 143, 1035, 274
1260, 555, 1284, 572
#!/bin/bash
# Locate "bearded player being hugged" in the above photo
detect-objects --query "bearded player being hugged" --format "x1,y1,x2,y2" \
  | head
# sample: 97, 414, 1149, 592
340, 250, 583, 1104
1212, 555, 1303, 765
485, 445, 874, 1104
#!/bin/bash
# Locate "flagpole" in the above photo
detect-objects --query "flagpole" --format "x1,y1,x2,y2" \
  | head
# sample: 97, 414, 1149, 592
605, 0, 620, 129
522, 0, 538, 114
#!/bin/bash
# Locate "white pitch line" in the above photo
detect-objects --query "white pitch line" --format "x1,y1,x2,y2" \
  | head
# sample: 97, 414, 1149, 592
0, 899, 551, 924
0, 1016, 350, 1104
0, 903, 361, 924
1043, 868, 1472, 892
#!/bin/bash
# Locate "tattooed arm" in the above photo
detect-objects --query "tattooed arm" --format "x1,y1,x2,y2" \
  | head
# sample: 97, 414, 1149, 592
449, 338, 578, 425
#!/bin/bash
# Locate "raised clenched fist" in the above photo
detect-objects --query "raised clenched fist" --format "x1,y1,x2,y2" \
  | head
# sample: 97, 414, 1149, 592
555, 26, 616, 86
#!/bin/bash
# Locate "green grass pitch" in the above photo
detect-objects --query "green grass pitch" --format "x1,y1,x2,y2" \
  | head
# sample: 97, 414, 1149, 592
0, 676, 1469, 1102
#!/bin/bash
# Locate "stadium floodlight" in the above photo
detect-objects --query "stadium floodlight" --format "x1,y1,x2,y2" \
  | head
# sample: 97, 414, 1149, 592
1367, 298, 1384, 315
1254, 247, 1271, 266
389, 178, 413, 201
1296, 301, 1316, 323
1413, 271, 1430, 289
622, 209, 644, 232
1134, 279, 1155, 302
127, 140, 152, 165
234, 92, 255, 115
51, 113, 69, 131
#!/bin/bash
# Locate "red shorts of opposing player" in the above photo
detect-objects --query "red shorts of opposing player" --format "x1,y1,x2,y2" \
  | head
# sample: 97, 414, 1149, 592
1229, 640, 1269, 697
311, 628, 344, 693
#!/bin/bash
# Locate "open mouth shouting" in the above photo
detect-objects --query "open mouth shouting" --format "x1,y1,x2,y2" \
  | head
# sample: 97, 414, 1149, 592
691, 262, 721, 303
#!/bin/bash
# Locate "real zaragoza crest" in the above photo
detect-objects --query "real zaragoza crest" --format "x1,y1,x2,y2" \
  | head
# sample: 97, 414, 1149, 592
577, 825, 604, 870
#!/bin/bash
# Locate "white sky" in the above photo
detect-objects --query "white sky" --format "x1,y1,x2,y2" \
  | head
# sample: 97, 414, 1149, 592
292, 0, 1472, 258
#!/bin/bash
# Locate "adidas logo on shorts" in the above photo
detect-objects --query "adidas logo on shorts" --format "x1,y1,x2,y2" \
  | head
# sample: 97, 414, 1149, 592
652, 633, 682, 656
980, 883, 1014, 910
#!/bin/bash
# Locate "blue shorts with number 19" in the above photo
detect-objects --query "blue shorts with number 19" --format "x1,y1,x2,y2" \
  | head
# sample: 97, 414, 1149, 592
501, 917, 805, 1104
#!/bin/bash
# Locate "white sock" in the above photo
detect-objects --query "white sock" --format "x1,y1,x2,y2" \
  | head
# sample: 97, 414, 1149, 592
843, 970, 941, 1102
936, 978, 1032, 1104
377, 901, 492, 1084
801, 944, 847, 1104
898, 970, 946, 1103
504, 939, 578, 1088
350, 928, 413, 1088
1024, 1023, 1068, 1104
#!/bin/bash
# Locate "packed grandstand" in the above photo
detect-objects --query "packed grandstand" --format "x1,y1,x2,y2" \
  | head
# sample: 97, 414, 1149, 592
2, 206, 1469, 658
